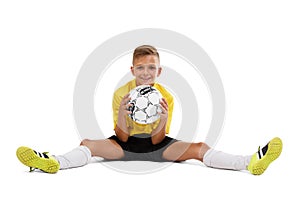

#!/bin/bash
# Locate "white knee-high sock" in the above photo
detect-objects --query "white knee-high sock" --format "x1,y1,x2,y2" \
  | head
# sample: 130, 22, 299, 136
54, 146, 92, 170
203, 149, 252, 171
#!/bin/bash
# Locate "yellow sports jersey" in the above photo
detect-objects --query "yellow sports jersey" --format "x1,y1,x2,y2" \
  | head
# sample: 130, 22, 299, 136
112, 79, 174, 136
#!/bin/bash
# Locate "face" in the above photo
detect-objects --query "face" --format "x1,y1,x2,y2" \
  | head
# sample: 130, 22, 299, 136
131, 55, 162, 86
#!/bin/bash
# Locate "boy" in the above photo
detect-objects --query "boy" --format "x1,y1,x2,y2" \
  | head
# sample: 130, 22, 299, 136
16, 45, 283, 175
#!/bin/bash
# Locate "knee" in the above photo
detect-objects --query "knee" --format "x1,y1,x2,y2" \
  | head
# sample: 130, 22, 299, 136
198, 142, 210, 150
198, 142, 210, 161
198, 142, 211, 154
80, 139, 91, 146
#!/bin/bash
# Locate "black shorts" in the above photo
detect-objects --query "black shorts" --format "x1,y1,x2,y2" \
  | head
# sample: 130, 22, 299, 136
108, 134, 178, 162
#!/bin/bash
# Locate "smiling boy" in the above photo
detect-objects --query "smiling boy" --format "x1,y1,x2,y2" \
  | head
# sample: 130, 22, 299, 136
17, 45, 282, 175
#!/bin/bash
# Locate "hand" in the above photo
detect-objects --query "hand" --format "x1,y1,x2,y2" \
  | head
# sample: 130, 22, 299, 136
159, 98, 168, 121
118, 93, 132, 117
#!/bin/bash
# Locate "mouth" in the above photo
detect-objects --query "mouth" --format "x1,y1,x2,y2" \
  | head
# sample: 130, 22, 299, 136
140, 78, 152, 82
138, 79, 153, 85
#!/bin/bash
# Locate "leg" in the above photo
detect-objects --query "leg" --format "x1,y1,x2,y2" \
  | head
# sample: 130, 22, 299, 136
203, 137, 283, 174
80, 139, 124, 160
16, 138, 125, 172
56, 139, 124, 170
162, 141, 210, 162
162, 140, 252, 172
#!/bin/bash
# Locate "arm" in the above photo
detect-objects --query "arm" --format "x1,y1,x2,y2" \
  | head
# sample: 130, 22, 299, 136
114, 93, 132, 142
151, 98, 168, 145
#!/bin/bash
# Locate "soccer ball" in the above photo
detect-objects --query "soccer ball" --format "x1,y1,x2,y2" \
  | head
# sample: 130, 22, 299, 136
128, 85, 162, 124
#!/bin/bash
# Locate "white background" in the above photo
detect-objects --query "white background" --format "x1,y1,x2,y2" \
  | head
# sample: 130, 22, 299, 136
1, 0, 299, 199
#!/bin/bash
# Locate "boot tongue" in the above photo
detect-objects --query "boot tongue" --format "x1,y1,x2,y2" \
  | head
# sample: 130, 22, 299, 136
261, 142, 269, 155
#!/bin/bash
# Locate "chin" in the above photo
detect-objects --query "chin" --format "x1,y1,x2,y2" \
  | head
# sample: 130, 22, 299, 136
137, 80, 154, 86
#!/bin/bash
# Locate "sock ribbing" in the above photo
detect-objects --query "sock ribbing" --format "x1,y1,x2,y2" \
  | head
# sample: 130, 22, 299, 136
54, 146, 91, 170
203, 149, 251, 171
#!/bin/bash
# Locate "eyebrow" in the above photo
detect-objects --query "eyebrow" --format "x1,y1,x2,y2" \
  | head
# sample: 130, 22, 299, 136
134, 63, 157, 66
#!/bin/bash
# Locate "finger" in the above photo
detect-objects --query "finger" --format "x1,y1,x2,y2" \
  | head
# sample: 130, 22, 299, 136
160, 105, 167, 113
121, 93, 130, 100
161, 97, 167, 104
126, 110, 132, 115
160, 98, 168, 108
126, 103, 134, 109
121, 95, 131, 104
124, 93, 130, 98
123, 97, 131, 105
122, 103, 134, 112
158, 103, 167, 114
159, 104, 167, 113
160, 99, 168, 110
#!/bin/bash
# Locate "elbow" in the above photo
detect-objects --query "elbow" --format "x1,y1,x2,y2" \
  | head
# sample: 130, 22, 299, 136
151, 135, 165, 145
151, 139, 159, 145
118, 135, 129, 143
114, 125, 129, 142
151, 127, 166, 145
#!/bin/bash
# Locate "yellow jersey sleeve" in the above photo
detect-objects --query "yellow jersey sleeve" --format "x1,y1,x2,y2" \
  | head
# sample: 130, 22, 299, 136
112, 91, 122, 130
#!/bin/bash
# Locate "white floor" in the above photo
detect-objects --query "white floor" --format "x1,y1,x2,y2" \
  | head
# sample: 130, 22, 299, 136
5, 139, 297, 200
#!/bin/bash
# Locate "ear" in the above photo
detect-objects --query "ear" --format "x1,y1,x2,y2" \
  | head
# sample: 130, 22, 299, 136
130, 66, 135, 76
157, 66, 162, 77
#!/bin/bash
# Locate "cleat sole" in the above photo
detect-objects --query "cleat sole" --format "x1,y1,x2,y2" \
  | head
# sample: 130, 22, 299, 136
16, 146, 59, 173
250, 137, 282, 175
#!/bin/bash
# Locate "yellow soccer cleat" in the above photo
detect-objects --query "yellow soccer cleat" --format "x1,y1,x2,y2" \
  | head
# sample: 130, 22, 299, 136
247, 137, 282, 175
16, 146, 60, 173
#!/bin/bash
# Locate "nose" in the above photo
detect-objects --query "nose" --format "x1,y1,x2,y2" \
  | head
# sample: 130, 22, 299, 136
142, 68, 150, 76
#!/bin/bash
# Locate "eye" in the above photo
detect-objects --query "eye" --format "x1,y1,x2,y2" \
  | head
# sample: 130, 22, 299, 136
136, 66, 144, 70
149, 65, 157, 70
